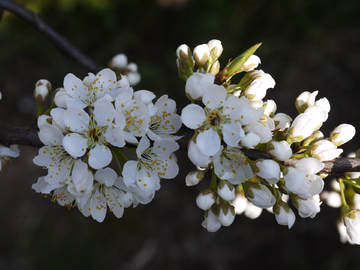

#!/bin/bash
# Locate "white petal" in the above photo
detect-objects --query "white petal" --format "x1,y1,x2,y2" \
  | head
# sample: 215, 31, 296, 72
88, 145, 112, 169
63, 107, 89, 132
93, 99, 115, 126
202, 85, 226, 110
222, 122, 244, 147
197, 129, 221, 156
63, 73, 87, 100
122, 160, 138, 187
95, 167, 117, 186
90, 190, 107, 222
63, 133, 88, 157
181, 104, 206, 129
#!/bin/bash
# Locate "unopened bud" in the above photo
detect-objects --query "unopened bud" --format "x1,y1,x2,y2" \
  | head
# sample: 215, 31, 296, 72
185, 171, 204, 186
110, 53, 128, 69
34, 79, 51, 104
330, 124, 356, 147
207, 39, 223, 63
193, 44, 210, 68
242, 54, 261, 72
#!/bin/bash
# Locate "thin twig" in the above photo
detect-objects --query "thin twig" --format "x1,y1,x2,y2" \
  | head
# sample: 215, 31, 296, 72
1, 124, 360, 176
0, 0, 102, 72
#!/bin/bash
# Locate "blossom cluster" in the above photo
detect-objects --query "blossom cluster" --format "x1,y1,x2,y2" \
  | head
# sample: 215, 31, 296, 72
177, 39, 357, 236
32, 67, 181, 222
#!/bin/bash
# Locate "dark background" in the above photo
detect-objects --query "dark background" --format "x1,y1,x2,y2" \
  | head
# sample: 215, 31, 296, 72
1, 0, 360, 269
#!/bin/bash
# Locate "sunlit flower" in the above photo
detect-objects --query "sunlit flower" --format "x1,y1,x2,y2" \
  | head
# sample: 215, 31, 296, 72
181, 86, 246, 156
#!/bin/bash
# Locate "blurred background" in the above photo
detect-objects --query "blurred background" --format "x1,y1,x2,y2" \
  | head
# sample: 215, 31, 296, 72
1, 0, 360, 269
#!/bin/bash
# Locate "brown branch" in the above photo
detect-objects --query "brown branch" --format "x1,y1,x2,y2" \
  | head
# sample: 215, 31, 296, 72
0, 124, 42, 148
0, 0, 102, 72
1, 124, 360, 178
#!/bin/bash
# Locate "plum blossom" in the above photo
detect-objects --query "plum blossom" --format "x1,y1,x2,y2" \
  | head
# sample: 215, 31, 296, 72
202, 209, 222, 232
147, 95, 182, 141
61, 68, 124, 108
243, 182, 276, 209
62, 99, 123, 169
185, 72, 215, 100
181, 85, 246, 156
344, 209, 360, 245
0, 145, 20, 172
122, 136, 179, 203
283, 158, 324, 199
89, 168, 134, 222
212, 146, 254, 185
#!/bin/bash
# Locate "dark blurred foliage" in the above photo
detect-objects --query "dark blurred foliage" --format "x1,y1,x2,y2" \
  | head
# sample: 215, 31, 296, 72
1, 0, 360, 269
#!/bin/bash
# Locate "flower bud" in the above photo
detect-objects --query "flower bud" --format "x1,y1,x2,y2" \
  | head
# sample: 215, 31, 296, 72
109, 53, 128, 69
217, 180, 235, 201
127, 72, 141, 86
243, 182, 276, 209
307, 139, 343, 161
295, 91, 318, 113
263, 99, 277, 117
272, 113, 292, 131
267, 140, 292, 161
242, 54, 261, 72
344, 209, 360, 245
176, 44, 194, 81
202, 209, 222, 232
292, 194, 321, 218
207, 39, 223, 63
287, 113, 321, 143
196, 190, 216, 210
252, 159, 280, 184
218, 205, 235, 226
54, 88, 71, 108
176, 44, 192, 62
185, 72, 214, 101
185, 171, 204, 186
330, 124, 356, 147
241, 70, 275, 102
302, 130, 324, 146
34, 79, 51, 105
209, 60, 220, 76
273, 201, 296, 229
193, 44, 210, 68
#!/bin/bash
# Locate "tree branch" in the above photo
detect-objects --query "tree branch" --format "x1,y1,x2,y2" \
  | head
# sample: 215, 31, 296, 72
0, 0, 102, 72
0, 124, 42, 148
1, 124, 360, 177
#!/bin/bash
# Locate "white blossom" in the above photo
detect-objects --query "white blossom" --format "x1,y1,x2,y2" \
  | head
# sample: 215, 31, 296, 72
89, 168, 134, 222
147, 95, 182, 141
185, 72, 214, 100
253, 159, 280, 184
196, 190, 216, 211
274, 204, 296, 229
267, 140, 292, 161
330, 124, 356, 147
122, 136, 179, 200
212, 147, 253, 185
244, 182, 276, 209
61, 68, 121, 108
218, 206, 235, 226
185, 171, 204, 186
181, 86, 247, 156
0, 145, 20, 171
217, 180, 235, 201
283, 158, 324, 199
202, 209, 222, 232
344, 210, 360, 245
242, 55, 261, 72
295, 195, 321, 218
309, 139, 343, 161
